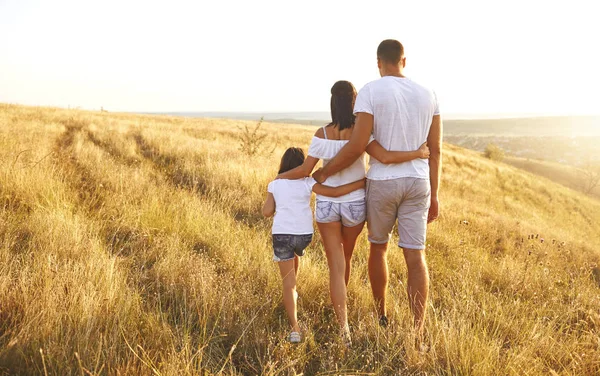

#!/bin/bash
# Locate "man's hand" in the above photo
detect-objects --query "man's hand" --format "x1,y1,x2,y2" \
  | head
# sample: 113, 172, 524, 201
312, 168, 327, 184
428, 197, 439, 223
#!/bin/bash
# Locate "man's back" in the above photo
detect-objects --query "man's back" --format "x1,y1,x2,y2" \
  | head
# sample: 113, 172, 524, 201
354, 76, 439, 180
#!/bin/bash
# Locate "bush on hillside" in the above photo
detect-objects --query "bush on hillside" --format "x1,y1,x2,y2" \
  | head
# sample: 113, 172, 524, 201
237, 117, 277, 157
578, 162, 600, 194
484, 143, 505, 162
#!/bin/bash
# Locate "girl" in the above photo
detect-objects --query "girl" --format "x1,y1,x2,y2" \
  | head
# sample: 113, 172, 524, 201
262, 147, 365, 344
275, 81, 429, 345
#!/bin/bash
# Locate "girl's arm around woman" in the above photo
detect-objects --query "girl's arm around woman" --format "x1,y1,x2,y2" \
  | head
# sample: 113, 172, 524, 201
312, 178, 366, 197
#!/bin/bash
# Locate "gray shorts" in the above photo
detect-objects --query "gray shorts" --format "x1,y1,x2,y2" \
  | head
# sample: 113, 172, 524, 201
315, 199, 366, 227
366, 178, 431, 250
272, 234, 313, 262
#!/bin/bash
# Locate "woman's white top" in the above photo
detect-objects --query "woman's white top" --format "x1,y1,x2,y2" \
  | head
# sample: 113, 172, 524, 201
267, 177, 317, 235
307, 127, 367, 203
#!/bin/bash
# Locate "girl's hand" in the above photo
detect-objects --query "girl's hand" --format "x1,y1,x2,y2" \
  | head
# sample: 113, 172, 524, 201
418, 142, 430, 159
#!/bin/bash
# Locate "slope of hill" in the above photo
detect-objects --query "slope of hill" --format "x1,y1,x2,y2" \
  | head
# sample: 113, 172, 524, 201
444, 116, 600, 137
502, 156, 600, 198
1, 104, 599, 375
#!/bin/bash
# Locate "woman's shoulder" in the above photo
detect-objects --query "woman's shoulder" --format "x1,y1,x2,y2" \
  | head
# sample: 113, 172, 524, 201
313, 126, 326, 139
312, 125, 350, 142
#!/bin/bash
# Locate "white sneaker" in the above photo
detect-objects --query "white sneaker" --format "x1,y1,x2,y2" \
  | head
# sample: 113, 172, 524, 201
289, 331, 301, 343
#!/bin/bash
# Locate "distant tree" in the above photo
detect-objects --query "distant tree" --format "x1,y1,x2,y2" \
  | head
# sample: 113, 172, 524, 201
237, 117, 277, 157
484, 143, 505, 162
578, 163, 600, 194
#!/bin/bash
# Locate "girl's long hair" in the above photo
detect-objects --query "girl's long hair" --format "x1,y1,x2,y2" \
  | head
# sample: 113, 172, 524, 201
278, 147, 305, 174
328, 80, 357, 131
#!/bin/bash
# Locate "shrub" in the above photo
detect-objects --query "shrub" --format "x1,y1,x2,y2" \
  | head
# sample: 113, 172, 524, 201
237, 117, 276, 157
578, 163, 600, 194
484, 143, 505, 162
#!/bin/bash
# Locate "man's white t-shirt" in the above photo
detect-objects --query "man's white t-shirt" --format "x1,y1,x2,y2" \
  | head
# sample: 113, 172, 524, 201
267, 178, 317, 235
354, 76, 440, 180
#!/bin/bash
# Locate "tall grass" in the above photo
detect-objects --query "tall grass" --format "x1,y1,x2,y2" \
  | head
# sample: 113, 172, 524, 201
1, 103, 599, 375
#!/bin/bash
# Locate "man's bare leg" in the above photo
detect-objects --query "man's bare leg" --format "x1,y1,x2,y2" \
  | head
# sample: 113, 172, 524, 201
403, 249, 429, 337
369, 242, 389, 319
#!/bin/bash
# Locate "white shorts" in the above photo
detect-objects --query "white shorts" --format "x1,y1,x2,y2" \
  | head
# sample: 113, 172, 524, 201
366, 178, 431, 250
315, 199, 366, 227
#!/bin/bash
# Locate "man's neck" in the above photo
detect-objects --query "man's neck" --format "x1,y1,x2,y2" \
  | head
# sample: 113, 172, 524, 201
381, 64, 405, 78
382, 71, 405, 78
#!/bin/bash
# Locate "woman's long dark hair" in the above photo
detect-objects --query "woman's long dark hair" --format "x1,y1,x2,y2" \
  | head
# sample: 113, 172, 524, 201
278, 147, 305, 174
329, 80, 357, 131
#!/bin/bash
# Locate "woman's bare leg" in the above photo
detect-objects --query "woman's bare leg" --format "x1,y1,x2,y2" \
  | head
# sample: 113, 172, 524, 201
341, 221, 365, 286
317, 221, 348, 330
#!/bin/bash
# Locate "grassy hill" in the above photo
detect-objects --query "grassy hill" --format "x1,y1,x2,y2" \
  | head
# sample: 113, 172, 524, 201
502, 156, 600, 199
1, 103, 600, 375
444, 116, 600, 137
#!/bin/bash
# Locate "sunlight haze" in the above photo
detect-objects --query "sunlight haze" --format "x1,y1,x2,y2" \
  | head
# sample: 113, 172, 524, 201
1, 0, 599, 116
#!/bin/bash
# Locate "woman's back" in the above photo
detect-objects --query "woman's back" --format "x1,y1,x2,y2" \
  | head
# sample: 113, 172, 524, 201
320, 124, 352, 141
308, 125, 366, 203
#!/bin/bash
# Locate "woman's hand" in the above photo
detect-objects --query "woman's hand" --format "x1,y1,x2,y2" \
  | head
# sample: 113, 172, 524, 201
418, 142, 430, 159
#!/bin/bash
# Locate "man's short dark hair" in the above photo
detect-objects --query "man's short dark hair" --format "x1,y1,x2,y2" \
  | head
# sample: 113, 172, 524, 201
377, 39, 404, 65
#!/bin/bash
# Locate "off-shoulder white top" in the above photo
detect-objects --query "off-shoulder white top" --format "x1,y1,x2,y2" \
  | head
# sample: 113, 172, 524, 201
307, 127, 368, 203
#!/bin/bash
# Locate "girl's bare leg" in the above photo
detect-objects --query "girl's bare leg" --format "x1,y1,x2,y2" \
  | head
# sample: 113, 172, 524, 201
278, 258, 300, 333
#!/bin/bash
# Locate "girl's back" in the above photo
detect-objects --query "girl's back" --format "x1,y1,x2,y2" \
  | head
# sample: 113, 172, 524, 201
267, 178, 316, 235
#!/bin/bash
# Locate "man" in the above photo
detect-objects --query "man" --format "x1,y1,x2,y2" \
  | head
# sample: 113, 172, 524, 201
313, 39, 442, 339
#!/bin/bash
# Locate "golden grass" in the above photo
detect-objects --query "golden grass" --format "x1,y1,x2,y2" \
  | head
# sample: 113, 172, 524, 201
503, 155, 600, 199
1, 103, 600, 375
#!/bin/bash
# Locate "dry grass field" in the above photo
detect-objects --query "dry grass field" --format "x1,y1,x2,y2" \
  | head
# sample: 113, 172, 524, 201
502, 156, 600, 199
1, 103, 600, 375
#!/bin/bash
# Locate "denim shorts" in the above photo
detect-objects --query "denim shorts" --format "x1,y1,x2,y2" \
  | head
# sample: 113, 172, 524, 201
272, 234, 313, 262
315, 199, 366, 227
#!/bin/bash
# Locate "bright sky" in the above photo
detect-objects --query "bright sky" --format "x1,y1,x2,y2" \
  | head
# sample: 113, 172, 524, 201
1, 0, 599, 116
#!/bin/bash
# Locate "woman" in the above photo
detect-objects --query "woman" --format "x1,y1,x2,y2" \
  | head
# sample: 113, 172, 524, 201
276, 81, 429, 345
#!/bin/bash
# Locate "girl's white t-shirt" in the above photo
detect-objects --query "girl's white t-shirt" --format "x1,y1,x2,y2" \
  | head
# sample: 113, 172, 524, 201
267, 177, 317, 235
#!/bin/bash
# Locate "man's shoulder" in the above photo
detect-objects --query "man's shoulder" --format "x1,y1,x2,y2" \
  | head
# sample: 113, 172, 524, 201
361, 78, 386, 90
405, 78, 436, 96
364, 77, 433, 94
359, 78, 393, 95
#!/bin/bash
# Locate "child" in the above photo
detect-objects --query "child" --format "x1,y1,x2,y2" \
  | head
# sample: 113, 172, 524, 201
262, 147, 365, 343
